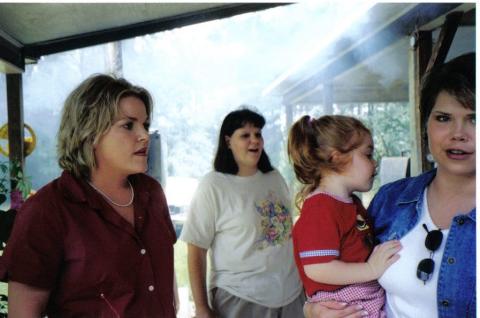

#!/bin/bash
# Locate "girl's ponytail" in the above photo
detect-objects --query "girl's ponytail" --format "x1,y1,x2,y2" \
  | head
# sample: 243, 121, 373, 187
288, 115, 371, 209
288, 115, 324, 208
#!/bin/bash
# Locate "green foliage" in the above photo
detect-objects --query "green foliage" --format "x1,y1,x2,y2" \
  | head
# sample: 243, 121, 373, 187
338, 102, 410, 195
339, 102, 410, 161
286, 102, 411, 200
0, 161, 32, 316
0, 160, 32, 206
174, 240, 189, 288
0, 293, 6, 318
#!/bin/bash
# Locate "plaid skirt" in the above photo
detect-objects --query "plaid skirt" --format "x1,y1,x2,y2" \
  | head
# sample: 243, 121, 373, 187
307, 281, 386, 318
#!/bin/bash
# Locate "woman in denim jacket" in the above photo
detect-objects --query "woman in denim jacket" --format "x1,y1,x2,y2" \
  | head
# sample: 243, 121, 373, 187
305, 53, 475, 318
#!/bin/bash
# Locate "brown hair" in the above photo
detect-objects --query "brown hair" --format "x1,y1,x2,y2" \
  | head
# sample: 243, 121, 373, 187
214, 107, 273, 174
57, 74, 153, 179
421, 52, 475, 122
420, 52, 475, 142
287, 115, 371, 208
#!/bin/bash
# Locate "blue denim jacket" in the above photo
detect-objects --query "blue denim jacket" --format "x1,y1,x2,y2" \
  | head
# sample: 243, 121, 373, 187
368, 169, 476, 318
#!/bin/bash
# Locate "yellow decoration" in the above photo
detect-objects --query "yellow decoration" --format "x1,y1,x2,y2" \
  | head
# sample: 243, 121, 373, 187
0, 123, 37, 157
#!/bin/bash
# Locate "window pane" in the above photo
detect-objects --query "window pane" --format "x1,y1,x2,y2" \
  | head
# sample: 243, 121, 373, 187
23, 45, 108, 189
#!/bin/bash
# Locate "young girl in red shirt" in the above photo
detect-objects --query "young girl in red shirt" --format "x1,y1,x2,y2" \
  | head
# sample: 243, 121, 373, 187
288, 115, 402, 317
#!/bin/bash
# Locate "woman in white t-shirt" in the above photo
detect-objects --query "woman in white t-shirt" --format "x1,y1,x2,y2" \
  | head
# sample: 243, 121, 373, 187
180, 108, 303, 318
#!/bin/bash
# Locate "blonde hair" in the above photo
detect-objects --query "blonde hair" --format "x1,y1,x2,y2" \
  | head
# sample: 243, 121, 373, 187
287, 115, 371, 208
57, 74, 153, 179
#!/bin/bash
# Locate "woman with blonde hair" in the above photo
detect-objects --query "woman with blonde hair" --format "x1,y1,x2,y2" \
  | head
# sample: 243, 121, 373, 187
0, 74, 177, 317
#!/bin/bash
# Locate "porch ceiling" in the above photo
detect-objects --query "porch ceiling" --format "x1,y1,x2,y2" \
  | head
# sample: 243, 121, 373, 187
0, 2, 285, 73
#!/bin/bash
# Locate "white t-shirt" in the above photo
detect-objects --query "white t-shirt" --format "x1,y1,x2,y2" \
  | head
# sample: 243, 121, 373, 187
378, 189, 448, 317
180, 170, 302, 308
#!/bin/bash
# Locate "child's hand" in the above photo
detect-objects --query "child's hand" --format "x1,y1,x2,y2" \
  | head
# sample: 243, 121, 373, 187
366, 240, 402, 279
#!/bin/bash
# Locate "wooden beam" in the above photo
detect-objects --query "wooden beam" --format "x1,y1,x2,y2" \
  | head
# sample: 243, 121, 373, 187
284, 3, 461, 104
0, 29, 24, 73
6, 74, 24, 171
24, 3, 288, 59
409, 31, 432, 176
425, 11, 464, 73
460, 8, 475, 26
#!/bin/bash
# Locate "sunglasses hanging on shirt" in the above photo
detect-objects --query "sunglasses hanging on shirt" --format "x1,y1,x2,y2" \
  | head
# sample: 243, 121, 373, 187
416, 223, 443, 284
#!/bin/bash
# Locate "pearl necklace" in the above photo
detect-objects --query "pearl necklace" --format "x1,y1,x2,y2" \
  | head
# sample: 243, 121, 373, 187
88, 181, 134, 207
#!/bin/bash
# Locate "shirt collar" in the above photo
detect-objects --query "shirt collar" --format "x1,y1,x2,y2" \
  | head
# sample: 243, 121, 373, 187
395, 168, 475, 222
129, 174, 151, 208
58, 171, 151, 210
396, 169, 436, 205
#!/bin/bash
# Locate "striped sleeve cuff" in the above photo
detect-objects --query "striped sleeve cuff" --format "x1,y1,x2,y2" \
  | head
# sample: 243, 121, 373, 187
299, 249, 339, 258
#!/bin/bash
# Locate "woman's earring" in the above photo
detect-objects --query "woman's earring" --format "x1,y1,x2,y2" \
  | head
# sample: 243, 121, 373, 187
426, 153, 435, 163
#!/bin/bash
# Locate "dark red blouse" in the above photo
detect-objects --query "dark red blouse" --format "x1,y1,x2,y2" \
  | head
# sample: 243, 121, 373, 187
0, 171, 176, 318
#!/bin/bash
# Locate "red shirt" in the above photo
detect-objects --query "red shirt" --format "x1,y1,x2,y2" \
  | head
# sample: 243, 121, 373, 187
292, 192, 373, 296
0, 171, 176, 317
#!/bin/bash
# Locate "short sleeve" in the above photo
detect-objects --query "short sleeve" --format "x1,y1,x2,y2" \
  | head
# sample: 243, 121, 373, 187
293, 198, 341, 265
179, 175, 217, 249
0, 191, 64, 290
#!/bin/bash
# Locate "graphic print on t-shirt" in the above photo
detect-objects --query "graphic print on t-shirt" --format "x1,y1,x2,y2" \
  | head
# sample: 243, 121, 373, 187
355, 214, 370, 231
356, 213, 374, 248
255, 191, 292, 249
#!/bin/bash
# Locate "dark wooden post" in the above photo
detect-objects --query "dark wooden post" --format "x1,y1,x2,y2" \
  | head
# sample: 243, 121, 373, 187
6, 73, 24, 186
424, 12, 464, 73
